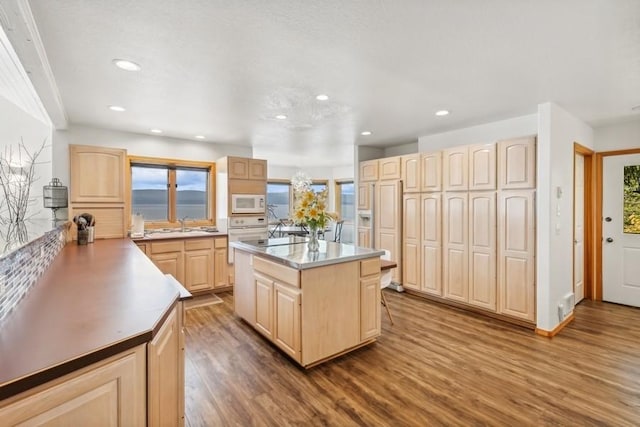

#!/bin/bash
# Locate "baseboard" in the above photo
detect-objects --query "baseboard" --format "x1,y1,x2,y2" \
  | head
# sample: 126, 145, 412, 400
535, 312, 575, 337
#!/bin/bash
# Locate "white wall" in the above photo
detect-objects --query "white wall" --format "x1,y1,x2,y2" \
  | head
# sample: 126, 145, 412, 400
384, 141, 418, 157
536, 102, 594, 331
418, 114, 538, 151
52, 124, 252, 185
594, 120, 640, 151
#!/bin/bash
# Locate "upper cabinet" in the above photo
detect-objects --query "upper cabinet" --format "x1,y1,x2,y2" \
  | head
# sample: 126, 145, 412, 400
379, 156, 401, 180
498, 136, 536, 189
401, 154, 420, 193
69, 145, 126, 203
443, 146, 468, 191
421, 151, 442, 192
227, 157, 267, 180
469, 143, 496, 190
359, 160, 379, 182
357, 183, 371, 210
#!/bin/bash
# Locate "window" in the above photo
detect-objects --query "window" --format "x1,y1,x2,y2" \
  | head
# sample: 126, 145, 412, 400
267, 181, 291, 220
129, 156, 215, 227
335, 180, 354, 222
624, 165, 640, 234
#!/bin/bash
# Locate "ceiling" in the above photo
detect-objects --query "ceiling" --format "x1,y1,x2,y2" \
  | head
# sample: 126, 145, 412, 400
2, 0, 640, 166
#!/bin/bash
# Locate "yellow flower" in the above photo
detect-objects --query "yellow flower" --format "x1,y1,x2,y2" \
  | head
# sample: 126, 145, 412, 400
303, 191, 314, 202
308, 207, 319, 220
294, 209, 305, 221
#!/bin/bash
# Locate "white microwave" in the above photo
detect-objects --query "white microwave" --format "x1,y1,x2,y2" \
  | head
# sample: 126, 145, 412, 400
231, 194, 265, 214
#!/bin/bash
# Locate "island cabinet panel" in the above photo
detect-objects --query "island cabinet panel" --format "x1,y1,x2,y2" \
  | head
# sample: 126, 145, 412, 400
403, 193, 421, 291
359, 160, 379, 182
402, 154, 421, 193
469, 143, 496, 190
379, 156, 401, 180
421, 193, 442, 296
421, 151, 442, 192
273, 283, 302, 361
148, 305, 181, 427
0, 345, 146, 426
498, 136, 536, 189
468, 192, 497, 311
301, 262, 360, 366
443, 193, 469, 302
360, 275, 381, 341
443, 146, 469, 191
254, 273, 275, 339
69, 145, 126, 203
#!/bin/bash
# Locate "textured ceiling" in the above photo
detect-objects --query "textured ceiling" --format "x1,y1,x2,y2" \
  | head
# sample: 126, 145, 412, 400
7, 1, 640, 165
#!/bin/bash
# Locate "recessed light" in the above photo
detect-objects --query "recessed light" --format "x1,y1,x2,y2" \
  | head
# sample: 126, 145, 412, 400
276, 114, 287, 120
109, 105, 126, 112
316, 94, 329, 101
112, 59, 141, 72
194, 135, 205, 140
435, 110, 450, 116
150, 129, 163, 134
361, 131, 372, 136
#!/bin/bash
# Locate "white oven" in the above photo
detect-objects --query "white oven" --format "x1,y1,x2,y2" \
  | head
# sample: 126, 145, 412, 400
231, 194, 265, 214
227, 216, 268, 263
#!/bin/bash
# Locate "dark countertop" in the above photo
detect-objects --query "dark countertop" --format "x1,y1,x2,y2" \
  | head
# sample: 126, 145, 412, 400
0, 239, 180, 400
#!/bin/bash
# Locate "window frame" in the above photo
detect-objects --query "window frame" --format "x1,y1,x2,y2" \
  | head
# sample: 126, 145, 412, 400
335, 179, 355, 223
127, 155, 216, 230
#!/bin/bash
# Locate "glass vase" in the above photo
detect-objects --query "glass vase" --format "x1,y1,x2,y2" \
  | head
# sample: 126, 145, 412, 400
307, 224, 320, 252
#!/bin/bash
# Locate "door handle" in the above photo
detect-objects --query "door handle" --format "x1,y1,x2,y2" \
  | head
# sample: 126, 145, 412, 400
606, 237, 614, 243
605, 217, 612, 222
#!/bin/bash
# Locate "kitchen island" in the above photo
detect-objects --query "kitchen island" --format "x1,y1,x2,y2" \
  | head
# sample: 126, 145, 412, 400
231, 237, 385, 367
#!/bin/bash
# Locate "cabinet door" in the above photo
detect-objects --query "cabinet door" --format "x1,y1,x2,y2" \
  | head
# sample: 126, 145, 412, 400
401, 154, 420, 193
402, 194, 420, 290
148, 306, 181, 427
0, 346, 146, 426
360, 275, 381, 341
359, 160, 379, 182
443, 146, 468, 191
421, 151, 442, 192
358, 227, 371, 248
421, 193, 442, 296
498, 137, 536, 189
357, 183, 371, 210
273, 283, 301, 361
214, 248, 228, 288
249, 159, 267, 180
254, 273, 274, 338
228, 157, 249, 179
379, 157, 401, 180
136, 242, 148, 255
498, 190, 535, 321
469, 192, 497, 311
151, 252, 184, 286
375, 180, 402, 283
443, 193, 468, 302
469, 143, 496, 190
184, 249, 213, 292
69, 145, 126, 203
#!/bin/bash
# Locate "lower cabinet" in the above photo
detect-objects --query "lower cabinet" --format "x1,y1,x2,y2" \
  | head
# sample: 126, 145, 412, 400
360, 275, 381, 341
357, 227, 372, 248
214, 238, 229, 288
273, 282, 302, 360
255, 272, 275, 340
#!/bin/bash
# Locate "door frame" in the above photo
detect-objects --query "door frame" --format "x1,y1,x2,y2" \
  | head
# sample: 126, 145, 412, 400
595, 148, 640, 300
574, 143, 595, 301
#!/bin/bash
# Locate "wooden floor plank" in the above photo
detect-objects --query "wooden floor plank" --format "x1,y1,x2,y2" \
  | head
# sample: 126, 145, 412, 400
184, 291, 640, 426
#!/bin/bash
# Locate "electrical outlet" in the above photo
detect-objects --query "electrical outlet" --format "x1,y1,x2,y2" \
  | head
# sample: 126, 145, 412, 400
557, 304, 564, 322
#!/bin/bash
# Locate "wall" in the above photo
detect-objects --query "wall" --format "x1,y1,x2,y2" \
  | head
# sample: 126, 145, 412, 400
593, 120, 640, 152
536, 102, 594, 331
418, 114, 538, 151
384, 141, 418, 157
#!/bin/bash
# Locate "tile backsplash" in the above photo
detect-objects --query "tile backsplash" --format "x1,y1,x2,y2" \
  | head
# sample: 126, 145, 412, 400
0, 225, 67, 322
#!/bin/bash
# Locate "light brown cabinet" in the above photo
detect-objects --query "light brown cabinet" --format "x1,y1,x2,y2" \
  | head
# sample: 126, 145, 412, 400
184, 249, 213, 292
402, 193, 421, 291
273, 282, 302, 360
358, 227, 372, 248
379, 156, 402, 180
469, 143, 496, 190
255, 272, 275, 339
443, 193, 469, 302
69, 145, 126, 203
214, 237, 229, 288
468, 192, 496, 311
401, 154, 421, 193
498, 190, 535, 321
420, 193, 442, 296
151, 251, 185, 287
443, 146, 469, 191
357, 183, 371, 210
227, 157, 267, 180
375, 180, 402, 283
421, 151, 442, 192
498, 136, 536, 189
360, 275, 381, 341
359, 159, 379, 182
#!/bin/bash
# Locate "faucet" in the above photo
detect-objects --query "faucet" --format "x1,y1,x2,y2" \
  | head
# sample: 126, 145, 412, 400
179, 216, 188, 232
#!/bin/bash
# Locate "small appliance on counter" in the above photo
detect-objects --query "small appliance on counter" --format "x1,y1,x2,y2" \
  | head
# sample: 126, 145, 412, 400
131, 213, 145, 238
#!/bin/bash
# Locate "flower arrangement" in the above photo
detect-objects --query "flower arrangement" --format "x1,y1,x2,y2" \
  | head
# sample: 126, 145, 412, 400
291, 171, 336, 230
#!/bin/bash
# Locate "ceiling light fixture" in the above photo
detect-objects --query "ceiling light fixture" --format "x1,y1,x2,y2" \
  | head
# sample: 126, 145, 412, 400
112, 59, 141, 72
316, 94, 329, 101
108, 105, 126, 112
150, 129, 163, 134
194, 135, 205, 139
435, 110, 450, 116
361, 131, 372, 136
276, 114, 287, 120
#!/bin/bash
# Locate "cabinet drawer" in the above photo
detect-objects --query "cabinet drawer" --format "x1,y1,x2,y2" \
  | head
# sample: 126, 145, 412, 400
185, 238, 213, 251
360, 258, 381, 277
214, 237, 228, 248
151, 241, 183, 254
253, 257, 300, 288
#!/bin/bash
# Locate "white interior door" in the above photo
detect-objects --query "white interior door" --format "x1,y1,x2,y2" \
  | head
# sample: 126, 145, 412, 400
603, 154, 640, 306
574, 154, 585, 304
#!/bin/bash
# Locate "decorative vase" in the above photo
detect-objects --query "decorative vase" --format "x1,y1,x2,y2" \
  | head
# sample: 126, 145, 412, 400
307, 224, 320, 252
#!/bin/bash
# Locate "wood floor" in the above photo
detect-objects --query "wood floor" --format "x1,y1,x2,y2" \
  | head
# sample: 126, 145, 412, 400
184, 291, 640, 426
